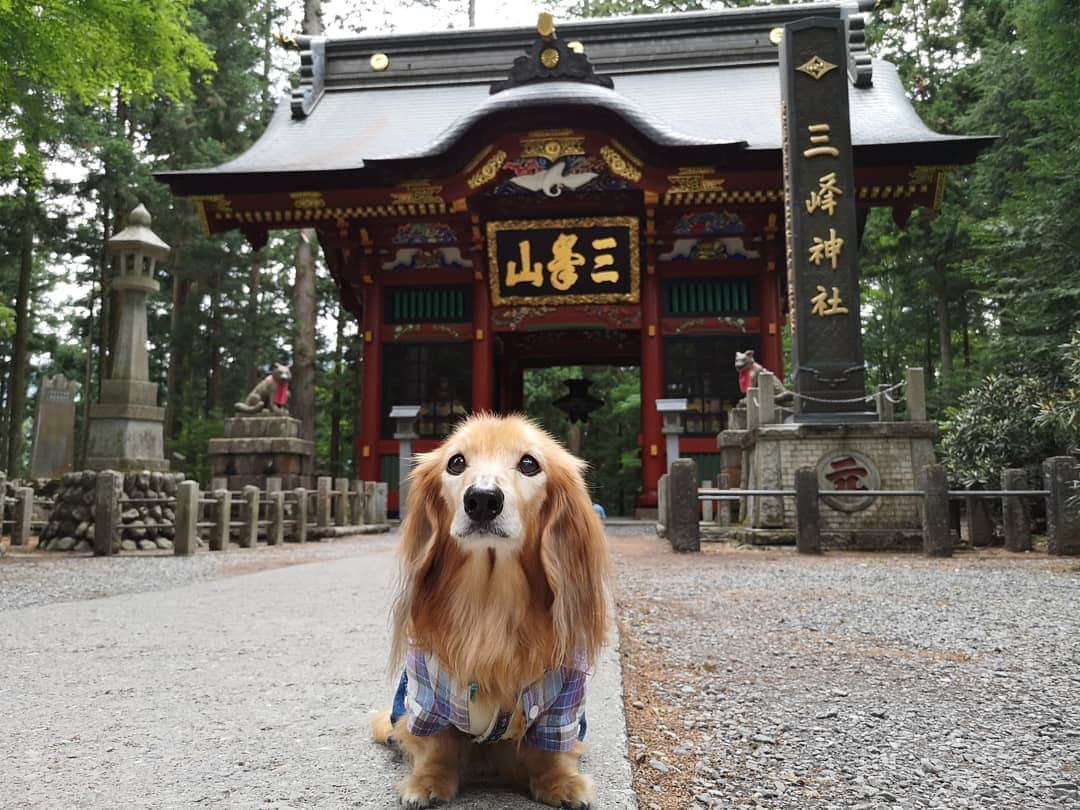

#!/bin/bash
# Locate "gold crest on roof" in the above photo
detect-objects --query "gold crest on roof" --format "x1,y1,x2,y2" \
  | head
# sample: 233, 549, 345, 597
537, 12, 556, 39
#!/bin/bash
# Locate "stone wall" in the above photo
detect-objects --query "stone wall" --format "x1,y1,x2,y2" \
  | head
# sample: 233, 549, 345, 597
746, 422, 937, 546
38, 470, 184, 552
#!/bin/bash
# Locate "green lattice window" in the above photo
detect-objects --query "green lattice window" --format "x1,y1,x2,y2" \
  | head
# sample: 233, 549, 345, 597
664, 279, 754, 316
386, 286, 470, 324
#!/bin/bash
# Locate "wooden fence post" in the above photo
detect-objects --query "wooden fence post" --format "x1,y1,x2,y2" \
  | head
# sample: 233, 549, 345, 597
293, 488, 308, 543
334, 476, 350, 526
94, 471, 122, 556
316, 476, 332, 528
210, 490, 231, 551
1001, 468, 1031, 552
173, 480, 199, 556
921, 464, 953, 557
795, 467, 821, 554
12, 487, 33, 547
1045, 456, 1080, 555
241, 485, 260, 548
268, 490, 285, 546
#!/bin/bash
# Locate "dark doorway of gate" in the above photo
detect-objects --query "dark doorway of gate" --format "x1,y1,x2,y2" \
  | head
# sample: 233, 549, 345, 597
523, 365, 642, 518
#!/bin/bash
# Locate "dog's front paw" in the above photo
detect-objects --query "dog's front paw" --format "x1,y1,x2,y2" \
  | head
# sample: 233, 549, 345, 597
531, 772, 595, 809
397, 773, 458, 809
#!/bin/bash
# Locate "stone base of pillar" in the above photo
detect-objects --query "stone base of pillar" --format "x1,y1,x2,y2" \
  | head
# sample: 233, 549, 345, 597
207, 416, 314, 491
85, 404, 169, 472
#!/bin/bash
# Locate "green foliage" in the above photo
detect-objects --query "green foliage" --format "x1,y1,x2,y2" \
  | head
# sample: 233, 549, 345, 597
939, 374, 1064, 488
524, 366, 642, 516
0, 0, 214, 110
166, 412, 225, 485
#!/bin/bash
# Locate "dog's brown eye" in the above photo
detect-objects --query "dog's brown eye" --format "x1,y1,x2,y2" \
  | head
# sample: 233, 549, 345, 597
447, 454, 466, 475
517, 455, 541, 476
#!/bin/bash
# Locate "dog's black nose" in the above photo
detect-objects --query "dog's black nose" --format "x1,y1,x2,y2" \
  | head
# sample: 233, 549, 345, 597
464, 485, 504, 522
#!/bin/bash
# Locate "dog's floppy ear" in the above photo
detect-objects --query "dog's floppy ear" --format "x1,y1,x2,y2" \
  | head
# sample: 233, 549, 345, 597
390, 449, 450, 671
538, 452, 610, 668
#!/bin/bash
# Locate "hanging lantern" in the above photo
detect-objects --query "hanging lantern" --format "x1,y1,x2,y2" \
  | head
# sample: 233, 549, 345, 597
553, 378, 604, 424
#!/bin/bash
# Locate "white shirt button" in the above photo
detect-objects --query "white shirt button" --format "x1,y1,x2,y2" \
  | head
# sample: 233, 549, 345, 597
529, 705, 540, 720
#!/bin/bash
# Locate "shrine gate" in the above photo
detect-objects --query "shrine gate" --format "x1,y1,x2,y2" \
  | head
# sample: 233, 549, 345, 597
160, 2, 990, 511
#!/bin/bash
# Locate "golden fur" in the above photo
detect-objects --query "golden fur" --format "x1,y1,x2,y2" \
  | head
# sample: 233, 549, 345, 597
375, 414, 610, 807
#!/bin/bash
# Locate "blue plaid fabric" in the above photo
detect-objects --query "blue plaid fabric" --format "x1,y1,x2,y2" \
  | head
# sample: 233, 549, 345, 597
389, 646, 590, 753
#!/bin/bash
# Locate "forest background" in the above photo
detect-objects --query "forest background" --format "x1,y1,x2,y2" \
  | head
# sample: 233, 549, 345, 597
1, 0, 1077, 514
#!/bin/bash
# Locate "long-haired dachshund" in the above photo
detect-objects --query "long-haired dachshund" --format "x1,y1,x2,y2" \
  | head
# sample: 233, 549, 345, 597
372, 414, 610, 807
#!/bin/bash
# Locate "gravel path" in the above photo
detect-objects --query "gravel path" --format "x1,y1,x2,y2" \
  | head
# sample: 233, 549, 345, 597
612, 535, 1080, 809
0, 533, 635, 809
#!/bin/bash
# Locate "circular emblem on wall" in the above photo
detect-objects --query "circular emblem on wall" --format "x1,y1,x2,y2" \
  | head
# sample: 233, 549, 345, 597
816, 450, 881, 512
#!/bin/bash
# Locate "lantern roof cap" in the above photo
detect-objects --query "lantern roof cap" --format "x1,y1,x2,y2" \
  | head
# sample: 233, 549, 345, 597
107, 204, 170, 262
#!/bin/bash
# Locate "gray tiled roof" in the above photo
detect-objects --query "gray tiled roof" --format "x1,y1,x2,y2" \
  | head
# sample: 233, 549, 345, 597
159, 3, 991, 193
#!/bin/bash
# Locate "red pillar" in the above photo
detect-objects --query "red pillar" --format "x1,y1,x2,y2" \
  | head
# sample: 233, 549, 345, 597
639, 247, 663, 508
359, 277, 383, 483
471, 268, 493, 413
758, 260, 784, 378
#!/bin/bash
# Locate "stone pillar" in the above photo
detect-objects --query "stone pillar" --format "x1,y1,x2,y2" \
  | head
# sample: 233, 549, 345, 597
667, 459, 699, 552
210, 490, 231, 551
173, 480, 199, 556
376, 482, 388, 524
757, 372, 777, 426
1001, 468, 1031, 553
29, 374, 79, 479
656, 473, 669, 537
921, 464, 952, 557
268, 490, 285, 546
94, 470, 122, 556
906, 367, 927, 422
334, 476, 350, 526
12, 486, 33, 547
746, 388, 760, 431
795, 467, 821, 554
966, 496, 994, 547
1044, 457, 1078, 555
241, 485, 260, 548
701, 496, 714, 524
875, 383, 894, 422
85, 205, 170, 471
266, 477, 282, 493
717, 471, 732, 527
293, 488, 308, 543
316, 476, 332, 527
391, 405, 420, 520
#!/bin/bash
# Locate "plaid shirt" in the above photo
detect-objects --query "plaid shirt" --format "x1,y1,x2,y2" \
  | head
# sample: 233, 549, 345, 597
402, 645, 589, 752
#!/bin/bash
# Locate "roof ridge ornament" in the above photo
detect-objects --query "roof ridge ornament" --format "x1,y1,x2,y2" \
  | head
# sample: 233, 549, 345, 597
288, 35, 327, 119
490, 14, 614, 95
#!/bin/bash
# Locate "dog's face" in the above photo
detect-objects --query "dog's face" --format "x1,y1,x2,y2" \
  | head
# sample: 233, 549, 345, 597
436, 416, 553, 552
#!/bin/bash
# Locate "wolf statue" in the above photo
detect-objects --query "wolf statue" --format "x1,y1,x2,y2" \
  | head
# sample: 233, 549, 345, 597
735, 350, 793, 404
234, 362, 291, 416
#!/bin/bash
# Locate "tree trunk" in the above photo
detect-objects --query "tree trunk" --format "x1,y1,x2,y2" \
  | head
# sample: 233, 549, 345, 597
243, 256, 263, 391
935, 262, 953, 378
290, 0, 323, 443
6, 210, 34, 476
329, 304, 345, 476
206, 270, 222, 416
960, 290, 971, 367
468, 0, 476, 27
293, 231, 318, 441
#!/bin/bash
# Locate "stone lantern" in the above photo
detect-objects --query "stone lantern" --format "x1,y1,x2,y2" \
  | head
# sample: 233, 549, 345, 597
656, 398, 688, 474
391, 404, 421, 516
85, 204, 170, 471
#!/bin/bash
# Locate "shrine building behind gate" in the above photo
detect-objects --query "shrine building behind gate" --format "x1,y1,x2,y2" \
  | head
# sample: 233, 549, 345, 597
160, 2, 990, 512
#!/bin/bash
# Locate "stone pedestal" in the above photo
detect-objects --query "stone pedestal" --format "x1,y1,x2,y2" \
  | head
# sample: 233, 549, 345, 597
207, 416, 314, 491
720, 420, 937, 550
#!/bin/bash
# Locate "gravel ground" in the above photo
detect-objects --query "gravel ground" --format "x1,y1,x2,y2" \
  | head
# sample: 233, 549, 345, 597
612, 534, 1080, 810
